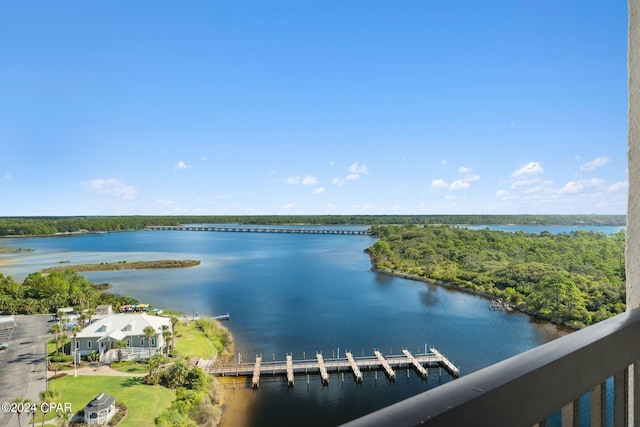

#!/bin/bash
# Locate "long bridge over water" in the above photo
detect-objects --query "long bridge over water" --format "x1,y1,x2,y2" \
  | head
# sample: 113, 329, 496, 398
212, 347, 459, 388
148, 225, 371, 235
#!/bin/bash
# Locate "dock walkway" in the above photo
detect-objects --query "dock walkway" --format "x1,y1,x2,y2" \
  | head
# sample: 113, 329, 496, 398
402, 349, 428, 378
345, 352, 363, 382
374, 350, 396, 380
213, 347, 459, 388
252, 356, 262, 388
316, 353, 329, 384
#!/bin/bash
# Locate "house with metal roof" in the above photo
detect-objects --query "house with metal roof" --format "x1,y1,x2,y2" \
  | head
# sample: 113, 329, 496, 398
74, 313, 172, 362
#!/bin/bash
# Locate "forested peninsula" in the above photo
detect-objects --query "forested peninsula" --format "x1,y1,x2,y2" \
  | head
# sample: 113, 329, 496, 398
367, 225, 626, 328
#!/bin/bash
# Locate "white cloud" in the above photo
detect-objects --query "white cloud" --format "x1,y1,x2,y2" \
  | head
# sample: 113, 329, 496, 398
282, 203, 294, 210
430, 179, 449, 190
440, 160, 448, 166
449, 179, 470, 191
348, 162, 368, 174
286, 175, 318, 185
580, 156, 611, 172
495, 190, 517, 200
330, 162, 369, 186
511, 162, 544, 178
313, 187, 325, 194
174, 161, 191, 170
200, 156, 207, 161
608, 181, 629, 192
302, 175, 318, 185
511, 177, 543, 189
431, 168, 478, 192
82, 178, 137, 200
524, 186, 548, 195
559, 178, 605, 194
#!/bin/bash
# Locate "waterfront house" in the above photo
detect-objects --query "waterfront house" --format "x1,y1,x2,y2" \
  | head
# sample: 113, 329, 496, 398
83, 393, 116, 425
74, 313, 171, 362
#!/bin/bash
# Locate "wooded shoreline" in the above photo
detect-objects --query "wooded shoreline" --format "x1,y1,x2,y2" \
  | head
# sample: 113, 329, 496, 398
366, 225, 626, 328
370, 263, 580, 331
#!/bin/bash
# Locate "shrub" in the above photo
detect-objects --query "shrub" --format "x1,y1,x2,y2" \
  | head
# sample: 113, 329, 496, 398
49, 354, 73, 363
48, 372, 68, 381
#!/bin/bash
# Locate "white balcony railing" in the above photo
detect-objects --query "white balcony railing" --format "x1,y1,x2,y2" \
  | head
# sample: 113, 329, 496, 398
343, 307, 640, 427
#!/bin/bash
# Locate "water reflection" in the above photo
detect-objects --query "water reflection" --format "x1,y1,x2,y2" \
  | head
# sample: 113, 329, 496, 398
419, 286, 440, 307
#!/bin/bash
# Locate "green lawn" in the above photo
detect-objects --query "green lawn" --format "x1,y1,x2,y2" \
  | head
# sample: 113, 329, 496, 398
110, 361, 150, 374
48, 375, 175, 427
174, 322, 218, 359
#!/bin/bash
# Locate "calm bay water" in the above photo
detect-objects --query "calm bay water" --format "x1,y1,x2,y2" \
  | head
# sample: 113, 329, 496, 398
0, 226, 576, 426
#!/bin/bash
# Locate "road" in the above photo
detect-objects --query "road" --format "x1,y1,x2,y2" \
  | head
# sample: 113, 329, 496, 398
0, 315, 50, 427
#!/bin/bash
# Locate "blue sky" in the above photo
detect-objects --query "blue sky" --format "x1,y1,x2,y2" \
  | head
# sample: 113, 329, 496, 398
0, 1, 629, 216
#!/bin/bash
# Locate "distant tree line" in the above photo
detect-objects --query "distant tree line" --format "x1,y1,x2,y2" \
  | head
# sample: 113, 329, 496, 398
367, 225, 626, 328
0, 214, 626, 236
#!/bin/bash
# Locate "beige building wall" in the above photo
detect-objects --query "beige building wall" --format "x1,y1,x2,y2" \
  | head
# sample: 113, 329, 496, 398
629, 2, 640, 423
629, 0, 640, 310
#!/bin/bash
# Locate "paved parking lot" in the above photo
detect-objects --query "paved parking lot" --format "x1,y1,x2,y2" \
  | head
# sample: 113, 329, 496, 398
0, 315, 50, 427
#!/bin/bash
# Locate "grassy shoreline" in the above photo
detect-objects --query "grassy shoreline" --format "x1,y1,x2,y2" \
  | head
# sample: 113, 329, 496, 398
0, 246, 33, 253
41, 259, 200, 273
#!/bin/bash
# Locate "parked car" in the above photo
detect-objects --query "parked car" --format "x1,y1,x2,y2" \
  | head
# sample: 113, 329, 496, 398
0, 343, 8, 350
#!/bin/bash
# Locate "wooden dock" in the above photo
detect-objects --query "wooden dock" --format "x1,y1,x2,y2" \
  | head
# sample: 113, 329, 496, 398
252, 355, 262, 388
213, 347, 459, 388
286, 354, 294, 386
374, 350, 396, 380
345, 352, 363, 382
316, 352, 329, 384
430, 348, 460, 377
402, 349, 428, 378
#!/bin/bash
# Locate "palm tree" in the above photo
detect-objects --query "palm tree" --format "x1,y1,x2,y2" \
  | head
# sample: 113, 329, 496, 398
76, 312, 89, 328
143, 326, 155, 375
149, 353, 164, 376
161, 324, 172, 363
50, 323, 61, 355
58, 312, 69, 355
115, 339, 128, 362
85, 307, 96, 324
39, 389, 59, 427
70, 325, 81, 376
59, 334, 69, 356
11, 396, 31, 427
56, 409, 71, 427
